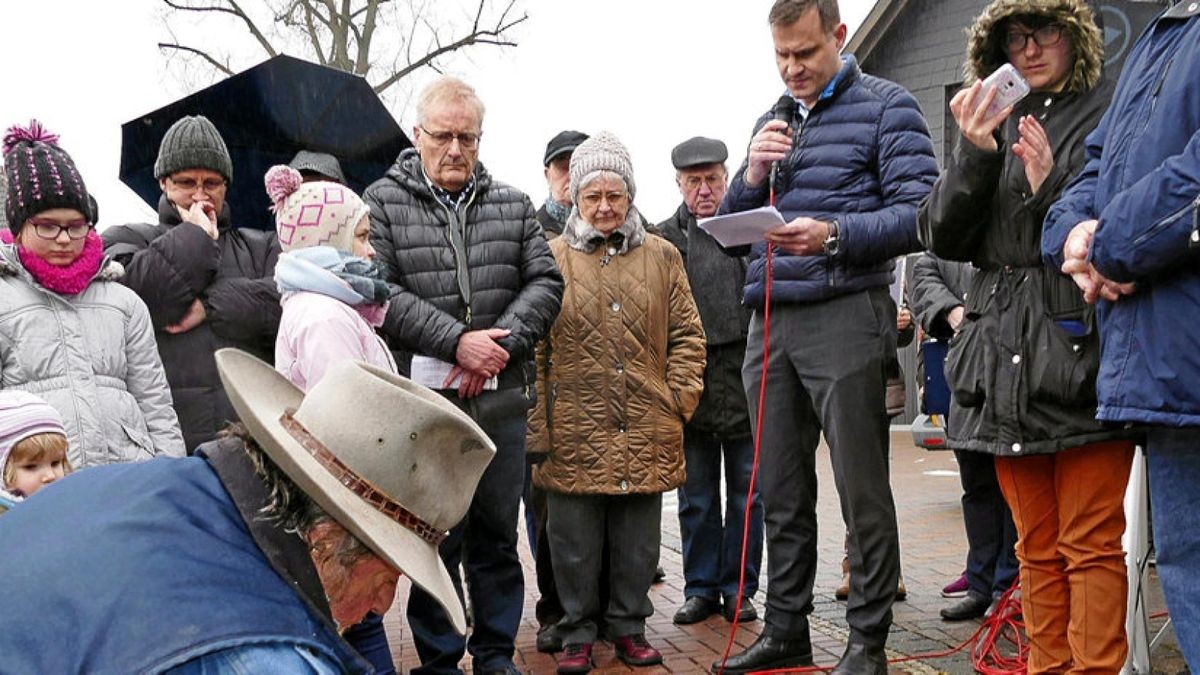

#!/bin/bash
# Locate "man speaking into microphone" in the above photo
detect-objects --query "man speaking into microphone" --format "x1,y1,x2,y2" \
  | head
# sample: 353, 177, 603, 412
714, 1, 936, 673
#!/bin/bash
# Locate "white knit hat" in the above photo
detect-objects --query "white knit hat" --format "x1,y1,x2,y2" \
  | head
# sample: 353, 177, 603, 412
0, 391, 66, 473
264, 165, 371, 254
568, 131, 636, 203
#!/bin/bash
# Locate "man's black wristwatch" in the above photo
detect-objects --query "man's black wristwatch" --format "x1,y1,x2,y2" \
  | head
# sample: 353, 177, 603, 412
823, 219, 841, 256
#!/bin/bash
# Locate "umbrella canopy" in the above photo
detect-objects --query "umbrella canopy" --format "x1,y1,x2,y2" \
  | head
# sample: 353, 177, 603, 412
120, 54, 410, 230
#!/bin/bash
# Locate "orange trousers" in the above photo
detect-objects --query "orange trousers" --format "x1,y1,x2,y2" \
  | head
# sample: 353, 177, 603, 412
995, 441, 1134, 674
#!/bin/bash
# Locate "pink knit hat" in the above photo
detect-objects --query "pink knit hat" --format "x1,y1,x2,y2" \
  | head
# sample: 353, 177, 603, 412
0, 391, 67, 472
264, 164, 370, 253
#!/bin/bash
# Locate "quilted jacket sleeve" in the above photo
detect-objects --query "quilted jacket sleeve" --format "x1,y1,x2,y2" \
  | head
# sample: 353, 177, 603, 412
203, 230, 282, 345
103, 222, 220, 329
491, 196, 564, 360
838, 88, 938, 266
366, 188, 469, 362
910, 254, 964, 340
526, 336, 553, 457
663, 245, 707, 423
123, 292, 185, 457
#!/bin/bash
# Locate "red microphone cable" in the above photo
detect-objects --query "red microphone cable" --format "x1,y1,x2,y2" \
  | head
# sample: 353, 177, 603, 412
714, 178, 1031, 674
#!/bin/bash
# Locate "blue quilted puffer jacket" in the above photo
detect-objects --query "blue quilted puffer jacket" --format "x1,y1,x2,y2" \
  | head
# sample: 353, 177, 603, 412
1044, 3, 1200, 428
721, 55, 938, 307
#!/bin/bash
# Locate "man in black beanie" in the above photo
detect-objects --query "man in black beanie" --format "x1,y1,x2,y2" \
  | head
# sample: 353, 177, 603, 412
102, 115, 282, 452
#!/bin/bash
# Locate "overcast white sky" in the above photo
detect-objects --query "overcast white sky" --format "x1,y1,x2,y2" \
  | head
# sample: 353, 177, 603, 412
0, 0, 873, 227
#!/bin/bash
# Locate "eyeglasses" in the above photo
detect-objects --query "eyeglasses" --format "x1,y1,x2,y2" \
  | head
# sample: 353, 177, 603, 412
27, 218, 93, 240
579, 191, 629, 208
680, 174, 726, 191
419, 126, 481, 150
1005, 24, 1065, 53
168, 176, 227, 192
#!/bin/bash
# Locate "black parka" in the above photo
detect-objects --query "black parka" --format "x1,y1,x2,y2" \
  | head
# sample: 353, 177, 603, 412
102, 196, 281, 452
364, 149, 563, 394
917, 0, 1133, 456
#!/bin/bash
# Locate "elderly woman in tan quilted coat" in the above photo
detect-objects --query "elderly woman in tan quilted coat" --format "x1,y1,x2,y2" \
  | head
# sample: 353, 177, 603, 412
528, 132, 705, 673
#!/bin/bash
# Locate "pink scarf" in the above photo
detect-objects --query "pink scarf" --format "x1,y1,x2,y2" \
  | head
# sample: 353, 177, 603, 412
10, 231, 105, 295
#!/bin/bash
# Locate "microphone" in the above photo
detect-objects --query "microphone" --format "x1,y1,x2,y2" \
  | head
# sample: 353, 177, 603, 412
769, 95, 796, 197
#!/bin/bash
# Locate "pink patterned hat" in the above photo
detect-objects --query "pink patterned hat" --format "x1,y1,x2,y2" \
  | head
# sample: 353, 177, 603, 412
265, 165, 370, 253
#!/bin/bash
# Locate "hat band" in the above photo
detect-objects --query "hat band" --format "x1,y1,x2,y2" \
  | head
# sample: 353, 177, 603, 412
280, 410, 447, 545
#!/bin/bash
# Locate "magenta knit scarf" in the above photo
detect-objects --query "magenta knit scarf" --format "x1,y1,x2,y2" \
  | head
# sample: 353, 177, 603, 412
10, 231, 105, 295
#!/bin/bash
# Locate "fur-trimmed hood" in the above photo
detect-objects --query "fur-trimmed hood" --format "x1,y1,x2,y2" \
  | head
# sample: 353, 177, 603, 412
965, 0, 1104, 93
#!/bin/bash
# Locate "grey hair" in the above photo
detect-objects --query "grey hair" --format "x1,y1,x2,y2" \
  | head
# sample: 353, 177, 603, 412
577, 170, 628, 196
220, 423, 371, 565
416, 76, 486, 129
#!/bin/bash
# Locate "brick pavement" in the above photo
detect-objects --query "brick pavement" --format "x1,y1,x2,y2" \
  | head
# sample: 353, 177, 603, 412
383, 432, 1184, 674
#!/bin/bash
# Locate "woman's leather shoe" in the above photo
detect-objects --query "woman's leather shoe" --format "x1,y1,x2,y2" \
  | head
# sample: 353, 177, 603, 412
710, 633, 813, 674
556, 643, 593, 674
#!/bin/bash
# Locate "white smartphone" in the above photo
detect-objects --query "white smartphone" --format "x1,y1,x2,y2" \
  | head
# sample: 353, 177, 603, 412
980, 63, 1031, 118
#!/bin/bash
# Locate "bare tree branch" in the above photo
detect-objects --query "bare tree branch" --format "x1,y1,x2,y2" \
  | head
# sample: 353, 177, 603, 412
354, 0, 382, 76
227, 0, 279, 57
160, 0, 526, 98
372, 5, 527, 94
158, 42, 236, 75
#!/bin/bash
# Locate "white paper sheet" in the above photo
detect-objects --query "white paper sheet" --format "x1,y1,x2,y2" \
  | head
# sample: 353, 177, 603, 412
410, 355, 498, 391
697, 206, 787, 248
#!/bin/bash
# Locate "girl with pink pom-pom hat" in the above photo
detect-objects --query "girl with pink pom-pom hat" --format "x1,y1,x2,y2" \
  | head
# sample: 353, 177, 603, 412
265, 161, 399, 672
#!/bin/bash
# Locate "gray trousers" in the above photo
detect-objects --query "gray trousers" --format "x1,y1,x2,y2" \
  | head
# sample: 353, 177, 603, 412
743, 288, 900, 648
546, 491, 662, 645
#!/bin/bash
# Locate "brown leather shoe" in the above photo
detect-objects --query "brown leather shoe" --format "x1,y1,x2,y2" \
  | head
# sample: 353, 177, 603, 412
556, 643, 593, 674
835, 555, 851, 600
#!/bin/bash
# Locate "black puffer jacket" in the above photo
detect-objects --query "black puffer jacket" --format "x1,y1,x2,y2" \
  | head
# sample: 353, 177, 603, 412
917, 0, 1130, 456
364, 149, 563, 392
102, 197, 281, 451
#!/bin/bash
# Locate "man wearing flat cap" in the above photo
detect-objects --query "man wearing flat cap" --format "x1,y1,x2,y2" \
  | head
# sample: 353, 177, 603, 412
536, 130, 589, 240
657, 137, 762, 627
0, 349, 495, 674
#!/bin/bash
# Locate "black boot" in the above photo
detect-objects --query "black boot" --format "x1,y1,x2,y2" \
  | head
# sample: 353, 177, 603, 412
830, 642, 887, 675
710, 633, 813, 674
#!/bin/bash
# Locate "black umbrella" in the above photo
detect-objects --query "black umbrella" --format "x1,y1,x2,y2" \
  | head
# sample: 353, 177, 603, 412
120, 54, 410, 230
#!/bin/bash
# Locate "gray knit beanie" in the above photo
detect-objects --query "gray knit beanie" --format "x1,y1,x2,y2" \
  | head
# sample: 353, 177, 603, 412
568, 131, 636, 203
154, 115, 233, 182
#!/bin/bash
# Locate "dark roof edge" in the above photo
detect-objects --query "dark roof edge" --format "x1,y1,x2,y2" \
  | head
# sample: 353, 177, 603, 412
846, 0, 912, 63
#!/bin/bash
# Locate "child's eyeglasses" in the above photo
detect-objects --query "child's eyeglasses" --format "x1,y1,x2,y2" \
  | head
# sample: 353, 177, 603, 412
27, 218, 93, 240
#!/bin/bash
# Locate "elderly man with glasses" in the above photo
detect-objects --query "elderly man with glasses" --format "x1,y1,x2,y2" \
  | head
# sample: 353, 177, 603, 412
363, 77, 563, 675
103, 115, 282, 452
656, 137, 763, 628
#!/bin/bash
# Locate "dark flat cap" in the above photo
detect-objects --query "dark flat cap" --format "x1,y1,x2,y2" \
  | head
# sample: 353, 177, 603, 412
544, 130, 589, 166
671, 137, 728, 170
289, 150, 347, 184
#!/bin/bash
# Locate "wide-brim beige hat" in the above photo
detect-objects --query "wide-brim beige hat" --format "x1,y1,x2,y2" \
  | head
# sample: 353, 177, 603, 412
214, 348, 495, 634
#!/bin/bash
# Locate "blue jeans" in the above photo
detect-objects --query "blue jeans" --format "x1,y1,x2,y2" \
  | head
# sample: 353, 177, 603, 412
677, 430, 763, 602
165, 643, 342, 674
954, 449, 1018, 599
1146, 427, 1200, 671
406, 397, 527, 675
